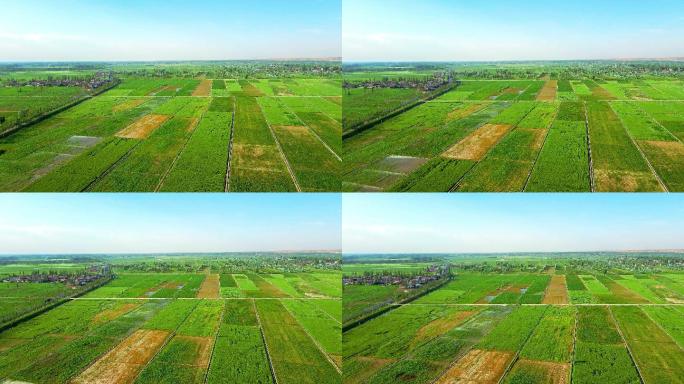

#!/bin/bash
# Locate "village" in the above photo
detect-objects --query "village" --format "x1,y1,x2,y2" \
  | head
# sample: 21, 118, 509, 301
1, 264, 112, 287
343, 71, 453, 92
2, 71, 115, 91
343, 264, 450, 289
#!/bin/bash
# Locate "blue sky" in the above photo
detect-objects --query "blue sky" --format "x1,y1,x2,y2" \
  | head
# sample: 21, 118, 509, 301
0, 0, 341, 61
343, 194, 684, 253
344, 0, 684, 61
0, 194, 341, 254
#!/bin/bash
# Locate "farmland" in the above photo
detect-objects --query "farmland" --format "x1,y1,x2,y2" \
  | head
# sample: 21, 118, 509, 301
343, 61, 684, 192
0, 61, 341, 192
343, 252, 684, 384
0, 252, 341, 384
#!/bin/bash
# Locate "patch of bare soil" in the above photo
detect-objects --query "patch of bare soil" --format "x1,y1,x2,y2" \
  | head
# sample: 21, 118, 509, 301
513, 359, 571, 384
72, 329, 169, 384
93, 303, 140, 325
413, 311, 475, 347
116, 114, 169, 139
112, 99, 147, 113
442, 124, 512, 161
543, 275, 569, 304
447, 103, 487, 121
191, 80, 212, 97
436, 349, 514, 384
537, 80, 558, 101
197, 274, 220, 299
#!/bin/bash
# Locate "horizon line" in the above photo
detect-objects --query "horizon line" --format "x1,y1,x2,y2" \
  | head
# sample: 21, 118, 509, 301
343, 249, 684, 256
0, 249, 343, 257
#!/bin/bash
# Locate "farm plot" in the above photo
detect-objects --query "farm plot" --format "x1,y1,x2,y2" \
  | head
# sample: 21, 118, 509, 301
256, 300, 339, 384
611, 306, 684, 384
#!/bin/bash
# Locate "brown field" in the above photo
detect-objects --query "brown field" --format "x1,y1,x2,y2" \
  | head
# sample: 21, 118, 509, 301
192, 79, 212, 97
447, 103, 488, 121
594, 169, 664, 192
112, 98, 147, 113
197, 273, 220, 299
543, 275, 569, 304
537, 80, 558, 101
436, 349, 514, 384
72, 329, 169, 384
116, 114, 169, 139
274, 125, 310, 137
412, 311, 476, 346
93, 303, 141, 324
442, 124, 512, 160
509, 359, 570, 384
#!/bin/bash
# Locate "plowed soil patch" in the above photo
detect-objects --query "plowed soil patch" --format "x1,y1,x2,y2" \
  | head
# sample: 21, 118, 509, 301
112, 99, 147, 113
543, 275, 568, 304
197, 273, 220, 299
72, 329, 169, 384
447, 103, 487, 121
116, 114, 169, 139
93, 303, 140, 324
436, 349, 514, 384
537, 80, 558, 101
413, 311, 475, 346
511, 359, 570, 384
192, 79, 212, 96
443, 124, 512, 161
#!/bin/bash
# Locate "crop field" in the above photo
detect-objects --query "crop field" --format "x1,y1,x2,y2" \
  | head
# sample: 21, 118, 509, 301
343, 66, 684, 192
343, 254, 684, 383
0, 64, 341, 192
0, 254, 341, 384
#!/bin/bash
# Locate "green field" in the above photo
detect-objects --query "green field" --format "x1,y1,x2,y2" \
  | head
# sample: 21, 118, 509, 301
343, 253, 684, 384
343, 63, 684, 192
0, 253, 341, 384
0, 62, 341, 192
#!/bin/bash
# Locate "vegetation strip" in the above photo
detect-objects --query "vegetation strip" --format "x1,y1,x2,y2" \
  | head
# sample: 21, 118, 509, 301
224, 99, 236, 192
257, 101, 301, 192
608, 306, 646, 384
252, 299, 279, 384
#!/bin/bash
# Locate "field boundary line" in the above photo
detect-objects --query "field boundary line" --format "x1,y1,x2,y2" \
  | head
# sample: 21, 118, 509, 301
497, 306, 549, 384
522, 102, 559, 191
641, 306, 684, 352
608, 306, 646, 384
584, 101, 596, 192
256, 100, 301, 192
635, 102, 684, 145
155, 107, 208, 192
130, 299, 201, 383
253, 299, 280, 384
80, 140, 142, 192
204, 299, 226, 383
281, 300, 342, 373
313, 301, 342, 325
608, 102, 669, 192
280, 99, 342, 161
224, 98, 236, 192
569, 306, 578, 384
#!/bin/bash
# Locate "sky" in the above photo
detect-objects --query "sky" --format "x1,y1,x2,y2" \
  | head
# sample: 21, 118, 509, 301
0, 0, 341, 61
343, 194, 684, 254
344, 0, 684, 62
0, 194, 341, 255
